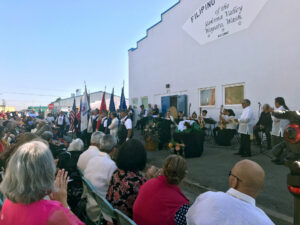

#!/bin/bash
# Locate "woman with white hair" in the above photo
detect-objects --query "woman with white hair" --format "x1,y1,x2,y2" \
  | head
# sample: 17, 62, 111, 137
57, 138, 84, 174
0, 141, 84, 225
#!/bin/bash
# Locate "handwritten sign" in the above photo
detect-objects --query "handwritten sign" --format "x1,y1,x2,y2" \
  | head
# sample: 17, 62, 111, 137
182, 0, 269, 45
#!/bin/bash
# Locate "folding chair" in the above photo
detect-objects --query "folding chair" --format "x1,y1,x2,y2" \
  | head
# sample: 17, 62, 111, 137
78, 169, 84, 177
114, 209, 137, 225
0, 199, 3, 211
81, 177, 117, 224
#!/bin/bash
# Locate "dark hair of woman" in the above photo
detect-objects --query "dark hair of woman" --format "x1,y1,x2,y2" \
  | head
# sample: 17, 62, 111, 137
116, 139, 147, 172
227, 109, 235, 117
275, 97, 289, 110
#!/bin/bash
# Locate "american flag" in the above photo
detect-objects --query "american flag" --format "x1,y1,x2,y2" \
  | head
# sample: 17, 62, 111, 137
69, 98, 77, 132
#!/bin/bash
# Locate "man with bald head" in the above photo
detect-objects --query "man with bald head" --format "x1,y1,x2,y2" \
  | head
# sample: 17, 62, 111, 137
186, 160, 274, 225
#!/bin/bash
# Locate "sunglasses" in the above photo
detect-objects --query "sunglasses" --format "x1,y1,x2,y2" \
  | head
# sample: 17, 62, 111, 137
229, 170, 243, 182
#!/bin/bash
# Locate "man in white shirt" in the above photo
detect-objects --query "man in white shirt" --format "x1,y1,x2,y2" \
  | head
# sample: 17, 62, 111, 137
56, 111, 68, 138
46, 113, 55, 124
234, 99, 255, 157
77, 131, 105, 171
108, 112, 119, 138
118, 110, 133, 144
270, 97, 290, 164
187, 160, 274, 225
84, 134, 117, 222
99, 110, 108, 134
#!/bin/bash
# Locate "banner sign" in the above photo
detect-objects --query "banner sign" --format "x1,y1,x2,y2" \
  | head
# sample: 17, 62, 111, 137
183, 0, 269, 45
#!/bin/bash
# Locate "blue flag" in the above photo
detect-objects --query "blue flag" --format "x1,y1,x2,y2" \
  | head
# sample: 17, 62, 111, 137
119, 86, 127, 110
109, 88, 116, 112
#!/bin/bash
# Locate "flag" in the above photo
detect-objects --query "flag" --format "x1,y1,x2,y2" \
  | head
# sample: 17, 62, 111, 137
69, 98, 76, 132
109, 88, 116, 113
96, 91, 107, 130
119, 86, 127, 110
80, 86, 90, 132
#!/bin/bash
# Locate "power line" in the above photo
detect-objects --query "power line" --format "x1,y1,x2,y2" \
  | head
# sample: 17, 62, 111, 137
0, 92, 60, 97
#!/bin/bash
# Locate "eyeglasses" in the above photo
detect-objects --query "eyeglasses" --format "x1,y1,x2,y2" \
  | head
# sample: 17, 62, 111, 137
229, 170, 242, 182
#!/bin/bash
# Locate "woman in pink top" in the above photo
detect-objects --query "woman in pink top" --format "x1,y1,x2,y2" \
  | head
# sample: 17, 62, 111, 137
0, 141, 84, 225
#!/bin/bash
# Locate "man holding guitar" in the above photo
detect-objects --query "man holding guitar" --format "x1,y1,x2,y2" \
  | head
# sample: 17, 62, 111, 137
234, 99, 255, 157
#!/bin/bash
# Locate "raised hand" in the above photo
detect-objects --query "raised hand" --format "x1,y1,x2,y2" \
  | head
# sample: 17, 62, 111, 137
50, 169, 69, 208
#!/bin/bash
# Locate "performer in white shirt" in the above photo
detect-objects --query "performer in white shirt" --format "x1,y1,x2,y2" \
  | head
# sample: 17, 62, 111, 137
56, 111, 68, 138
108, 112, 119, 138
214, 109, 237, 146
118, 110, 133, 144
186, 160, 274, 225
99, 110, 108, 134
234, 99, 255, 157
271, 97, 290, 164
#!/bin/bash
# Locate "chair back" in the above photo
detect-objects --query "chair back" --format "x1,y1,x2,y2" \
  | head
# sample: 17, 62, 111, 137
78, 169, 84, 177
0, 198, 3, 211
114, 209, 137, 225
81, 176, 116, 223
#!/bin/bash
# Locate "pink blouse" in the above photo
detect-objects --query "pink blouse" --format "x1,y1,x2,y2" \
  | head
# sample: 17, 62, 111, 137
0, 199, 84, 225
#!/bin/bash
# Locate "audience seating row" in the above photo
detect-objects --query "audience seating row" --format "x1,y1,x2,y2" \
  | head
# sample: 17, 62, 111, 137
81, 173, 136, 225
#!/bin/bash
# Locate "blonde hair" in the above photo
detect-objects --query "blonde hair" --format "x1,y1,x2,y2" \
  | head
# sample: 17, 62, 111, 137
162, 155, 187, 185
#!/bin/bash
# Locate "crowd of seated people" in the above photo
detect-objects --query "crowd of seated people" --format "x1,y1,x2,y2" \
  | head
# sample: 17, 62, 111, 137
0, 104, 286, 225
0, 124, 276, 225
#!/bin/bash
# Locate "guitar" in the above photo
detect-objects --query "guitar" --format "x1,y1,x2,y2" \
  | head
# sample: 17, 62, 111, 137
218, 105, 226, 130
198, 107, 205, 129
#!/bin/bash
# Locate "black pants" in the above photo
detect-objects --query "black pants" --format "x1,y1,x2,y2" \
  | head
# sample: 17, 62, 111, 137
213, 127, 220, 137
253, 126, 271, 148
215, 129, 235, 146
58, 125, 65, 138
239, 134, 251, 155
272, 136, 286, 161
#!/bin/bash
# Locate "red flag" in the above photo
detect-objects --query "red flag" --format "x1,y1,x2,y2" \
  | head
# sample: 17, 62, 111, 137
96, 91, 107, 130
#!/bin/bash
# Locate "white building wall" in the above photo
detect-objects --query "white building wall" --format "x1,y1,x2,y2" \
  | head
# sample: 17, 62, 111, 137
129, 0, 300, 120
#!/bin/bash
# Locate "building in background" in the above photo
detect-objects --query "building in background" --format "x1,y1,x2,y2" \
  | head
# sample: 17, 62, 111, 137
0, 106, 16, 113
129, 0, 300, 120
51, 90, 128, 112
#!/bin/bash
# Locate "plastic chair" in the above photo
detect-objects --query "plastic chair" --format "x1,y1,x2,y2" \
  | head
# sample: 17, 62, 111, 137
0, 198, 3, 211
78, 169, 84, 177
81, 177, 117, 224
114, 209, 137, 225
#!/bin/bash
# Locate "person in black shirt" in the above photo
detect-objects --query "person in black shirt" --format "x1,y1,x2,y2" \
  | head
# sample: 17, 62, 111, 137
175, 111, 184, 125
153, 104, 160, 116
253, 104, 273, 149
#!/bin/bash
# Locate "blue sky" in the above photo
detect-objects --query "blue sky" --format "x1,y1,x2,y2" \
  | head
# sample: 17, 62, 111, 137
0, 0, 178, 110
